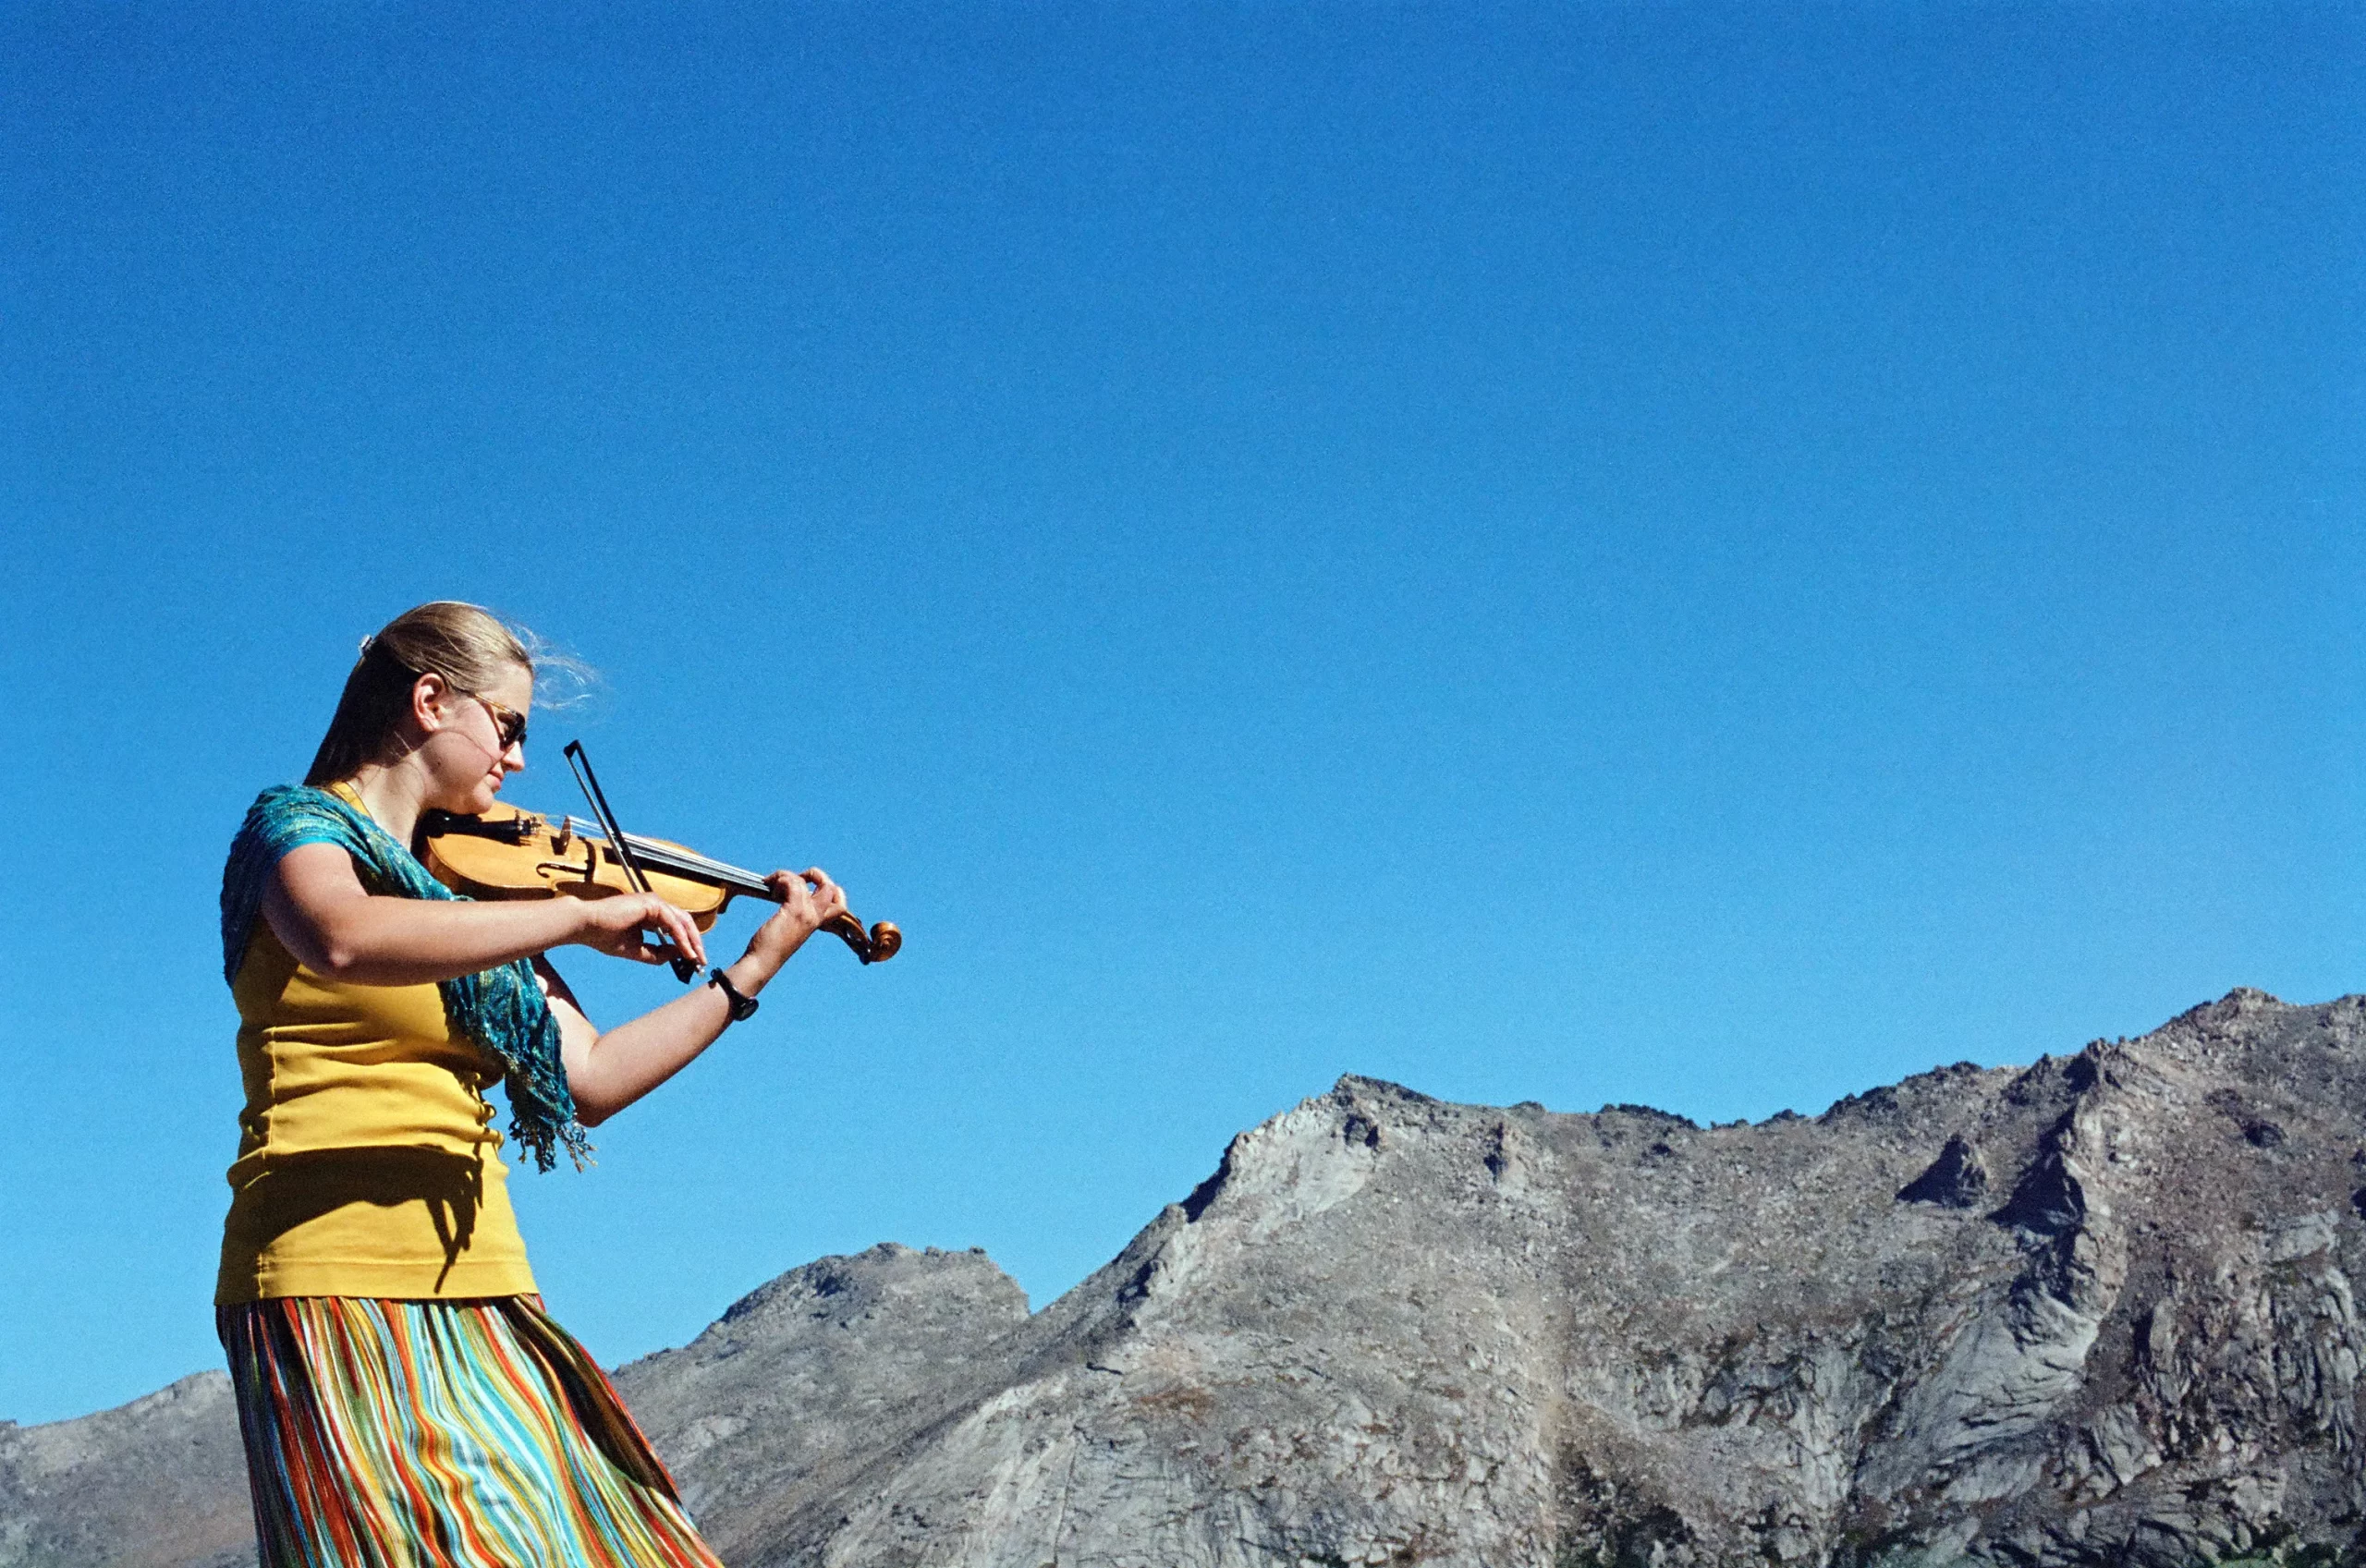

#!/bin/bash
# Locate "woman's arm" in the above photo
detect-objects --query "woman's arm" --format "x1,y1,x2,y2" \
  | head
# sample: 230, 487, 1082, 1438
543, 869, 847, 1125
262, 841, 711, 986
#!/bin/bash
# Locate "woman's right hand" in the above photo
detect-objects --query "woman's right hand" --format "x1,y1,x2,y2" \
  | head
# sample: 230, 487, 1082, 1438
571, 890, 709, 969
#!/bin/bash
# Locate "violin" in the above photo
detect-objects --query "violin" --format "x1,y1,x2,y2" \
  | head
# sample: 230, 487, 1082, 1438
415, 743, 900, 967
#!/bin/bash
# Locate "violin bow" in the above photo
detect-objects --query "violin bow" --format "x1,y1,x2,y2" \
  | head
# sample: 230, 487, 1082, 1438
563, 740, 701, 983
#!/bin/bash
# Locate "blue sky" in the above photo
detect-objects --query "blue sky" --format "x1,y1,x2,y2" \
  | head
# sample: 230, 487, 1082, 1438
2, 3, 2359, 1424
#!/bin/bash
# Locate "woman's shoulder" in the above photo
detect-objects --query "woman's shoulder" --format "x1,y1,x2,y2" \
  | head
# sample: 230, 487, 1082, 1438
222, 784, 372, 982
232, 784, 368, 855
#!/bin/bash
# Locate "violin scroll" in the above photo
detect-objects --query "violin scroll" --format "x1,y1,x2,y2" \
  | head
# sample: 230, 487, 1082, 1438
824, 913, 902, 965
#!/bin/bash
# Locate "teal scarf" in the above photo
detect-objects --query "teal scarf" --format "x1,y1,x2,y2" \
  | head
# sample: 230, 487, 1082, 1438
220, 784, 589, 1172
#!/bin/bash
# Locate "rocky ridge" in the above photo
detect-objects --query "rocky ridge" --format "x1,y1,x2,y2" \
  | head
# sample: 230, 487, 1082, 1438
8, 988, 2366, 1566
0, 1372, 249, 1568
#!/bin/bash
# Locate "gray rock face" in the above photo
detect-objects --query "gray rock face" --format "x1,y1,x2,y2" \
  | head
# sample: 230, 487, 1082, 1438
625, 990, 2366, 1567
0, 1372, 250, 1568
12, 989, 2366, 1567
610, 1243, 1032, 1562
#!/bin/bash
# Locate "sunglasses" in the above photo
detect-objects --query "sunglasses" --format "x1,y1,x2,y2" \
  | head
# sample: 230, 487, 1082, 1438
463, 692, 530, 751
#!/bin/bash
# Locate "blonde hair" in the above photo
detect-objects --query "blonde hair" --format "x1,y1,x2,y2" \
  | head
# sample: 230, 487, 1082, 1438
305, 602, 539, 785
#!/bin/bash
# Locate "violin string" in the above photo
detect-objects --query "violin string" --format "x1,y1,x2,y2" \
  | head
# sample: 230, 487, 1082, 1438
630, 838, 763, 885
557, 816, 770, 892
528, 812, 865, 937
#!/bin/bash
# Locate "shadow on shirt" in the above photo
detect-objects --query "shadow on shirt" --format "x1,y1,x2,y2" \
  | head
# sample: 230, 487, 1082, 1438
235, 1146, 492, 1292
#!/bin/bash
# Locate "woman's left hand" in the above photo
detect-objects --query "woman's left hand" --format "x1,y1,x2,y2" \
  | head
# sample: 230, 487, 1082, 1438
743, 867, 849, 976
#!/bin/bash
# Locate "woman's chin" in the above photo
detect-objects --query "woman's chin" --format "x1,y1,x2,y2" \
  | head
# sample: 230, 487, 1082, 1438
432, 780, 504, 818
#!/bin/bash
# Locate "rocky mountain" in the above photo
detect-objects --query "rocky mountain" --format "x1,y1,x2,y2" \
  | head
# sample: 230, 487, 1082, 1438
9, 988, 2366, 1566
0, 1373, 249, 1568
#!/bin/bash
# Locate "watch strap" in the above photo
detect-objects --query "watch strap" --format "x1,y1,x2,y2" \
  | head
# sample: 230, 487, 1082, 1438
708, 968, 760, 1023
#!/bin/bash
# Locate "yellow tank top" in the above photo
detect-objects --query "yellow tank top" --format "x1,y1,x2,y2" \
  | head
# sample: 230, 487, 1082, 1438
215, 790, 538, 1304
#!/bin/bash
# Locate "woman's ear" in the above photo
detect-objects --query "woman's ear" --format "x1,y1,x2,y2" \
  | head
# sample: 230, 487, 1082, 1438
409, 672, 456, 735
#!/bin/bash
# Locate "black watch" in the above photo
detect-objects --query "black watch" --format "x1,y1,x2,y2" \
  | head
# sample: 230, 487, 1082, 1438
708, 968, 760, 1024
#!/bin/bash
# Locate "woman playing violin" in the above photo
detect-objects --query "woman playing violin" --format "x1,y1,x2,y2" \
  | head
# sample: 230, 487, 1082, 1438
215, 600, 843, 1566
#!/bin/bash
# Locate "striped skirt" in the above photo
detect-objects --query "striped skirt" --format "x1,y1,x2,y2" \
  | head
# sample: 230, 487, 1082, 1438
219, 1295, 723, 1568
